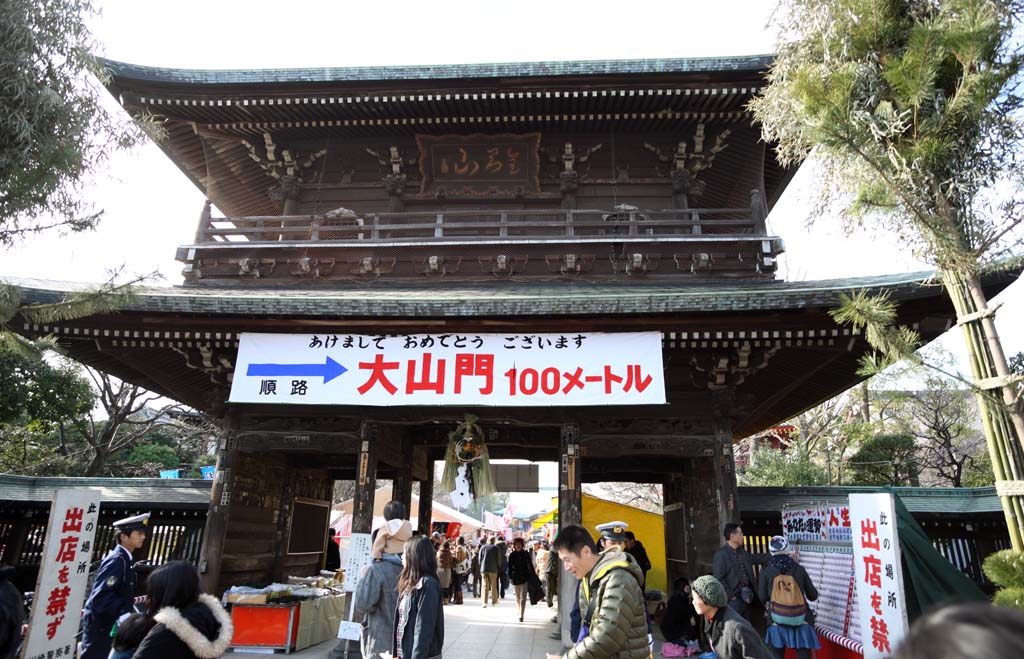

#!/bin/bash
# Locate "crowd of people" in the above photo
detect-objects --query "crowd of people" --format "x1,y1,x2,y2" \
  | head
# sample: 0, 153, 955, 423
3, 506, 1024, 659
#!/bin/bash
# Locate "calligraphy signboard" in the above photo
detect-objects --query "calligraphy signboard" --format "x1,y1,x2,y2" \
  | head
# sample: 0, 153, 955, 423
228, 331, 666, 407
850, 493, 909, 659
782, 506, 852, 544
417, 133, 540, 196
21, 489, 102, 659
343, 533, 373, 593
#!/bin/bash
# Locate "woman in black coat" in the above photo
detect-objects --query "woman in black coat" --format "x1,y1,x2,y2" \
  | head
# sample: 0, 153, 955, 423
133, 561, 233, 659
394, 536, 444, 659
506, 537, 535, 623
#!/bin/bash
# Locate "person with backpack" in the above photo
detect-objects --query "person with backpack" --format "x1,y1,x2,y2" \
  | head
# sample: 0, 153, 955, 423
756, 536, 821, 659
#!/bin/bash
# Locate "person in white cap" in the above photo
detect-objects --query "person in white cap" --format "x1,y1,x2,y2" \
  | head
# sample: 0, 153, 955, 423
595, 521, 629, 549
81, 512, 150, 659
756, 535, 820, 659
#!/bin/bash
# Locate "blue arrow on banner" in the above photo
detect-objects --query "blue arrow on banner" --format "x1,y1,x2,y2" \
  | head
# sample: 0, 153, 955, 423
246, 356, 348, 383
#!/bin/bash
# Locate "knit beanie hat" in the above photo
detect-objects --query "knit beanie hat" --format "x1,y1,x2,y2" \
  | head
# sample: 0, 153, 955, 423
692, 575, 728, 608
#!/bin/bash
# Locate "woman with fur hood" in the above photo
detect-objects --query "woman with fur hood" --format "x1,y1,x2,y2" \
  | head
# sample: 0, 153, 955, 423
133, 561, 233, 659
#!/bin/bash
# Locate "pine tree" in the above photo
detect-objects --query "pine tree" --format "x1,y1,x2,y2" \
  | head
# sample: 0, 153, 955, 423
752, 0, 1024, 548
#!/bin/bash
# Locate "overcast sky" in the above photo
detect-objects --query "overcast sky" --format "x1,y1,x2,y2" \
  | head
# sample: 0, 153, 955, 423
2, 0, 1022, 510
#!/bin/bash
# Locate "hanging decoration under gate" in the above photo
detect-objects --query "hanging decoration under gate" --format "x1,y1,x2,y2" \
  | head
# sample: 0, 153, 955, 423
442, 414, 495, 501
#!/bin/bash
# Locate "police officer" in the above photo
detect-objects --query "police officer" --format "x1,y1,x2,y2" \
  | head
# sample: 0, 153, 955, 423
81, 513, 149, 659
596, 521, 630, 549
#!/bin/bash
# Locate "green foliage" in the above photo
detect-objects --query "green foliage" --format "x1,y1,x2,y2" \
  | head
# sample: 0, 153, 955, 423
0, 350, 93, 426
983, 549, 1024, 609
740, 448, 829, 487
0, 0, 143, 246
830, 290, 922, 375
848, 433, 921, 485
125, 443, 179, 470
751, 0, 1024, 271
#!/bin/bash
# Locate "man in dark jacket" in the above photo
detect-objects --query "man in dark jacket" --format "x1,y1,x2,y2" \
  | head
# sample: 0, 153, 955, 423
82, 513, 149, 659
691, 575, 771, 659
495, 537, 509, 598
623, 531, 652, 591
479, 536, 501, 607
712, 523, 769, 621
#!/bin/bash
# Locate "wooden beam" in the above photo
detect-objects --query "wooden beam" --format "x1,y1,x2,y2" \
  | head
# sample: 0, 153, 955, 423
417, 459, 435, 537
558, 422, 582, 647
351, 423, 379, 535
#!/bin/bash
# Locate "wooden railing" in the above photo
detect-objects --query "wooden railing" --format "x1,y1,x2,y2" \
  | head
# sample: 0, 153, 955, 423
194, 206, 767, 245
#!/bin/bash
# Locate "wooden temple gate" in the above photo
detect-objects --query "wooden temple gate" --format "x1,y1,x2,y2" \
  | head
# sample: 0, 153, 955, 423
7, 53, 1017, 643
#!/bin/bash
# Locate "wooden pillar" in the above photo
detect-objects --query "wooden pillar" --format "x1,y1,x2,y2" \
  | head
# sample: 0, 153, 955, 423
391, 436, 415, 519
663, 463, 689, 588
679, 388, 742, 577
558, 422, 582, 646
712, 389, 740, 529
199, 410, 239, 594
352, 422, 379, 535
417, 459, 434, 537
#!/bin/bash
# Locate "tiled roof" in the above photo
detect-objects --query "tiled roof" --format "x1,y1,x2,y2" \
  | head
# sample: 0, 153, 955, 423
99, 55, 774, 86
739, 486, 1002, 515
2, 270, 977, 319
0, 474, 211, 508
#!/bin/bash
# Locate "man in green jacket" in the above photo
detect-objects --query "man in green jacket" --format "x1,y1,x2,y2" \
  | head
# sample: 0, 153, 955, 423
546, 524, 650, 659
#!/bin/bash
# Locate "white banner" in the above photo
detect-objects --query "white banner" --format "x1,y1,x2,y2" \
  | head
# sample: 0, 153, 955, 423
22, 489, 102, 659
229, 332, 665, 406
849, 493, 909, 659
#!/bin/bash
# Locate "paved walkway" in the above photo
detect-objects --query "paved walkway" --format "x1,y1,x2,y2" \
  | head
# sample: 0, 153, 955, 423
228, 591, 568, 659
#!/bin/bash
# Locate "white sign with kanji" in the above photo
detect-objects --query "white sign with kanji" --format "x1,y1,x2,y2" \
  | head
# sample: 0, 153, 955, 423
343, 533, 373, 593
850, 493, 909, 659
21, 488, 102, 659
228, 332, 666, 406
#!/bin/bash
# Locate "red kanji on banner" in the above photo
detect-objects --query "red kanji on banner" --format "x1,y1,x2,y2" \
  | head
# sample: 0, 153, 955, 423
454, 353, 494, 394
860, 519, 880, 550
55, 536, 78, 563
863, 554, 882, 588
46, 586, 70, 616
406, 353, 445, 394
357, 354, 399, 395
870, 590, 882, 615
57, 565, 69, 584
62, 507, 84, 533
870, 616, 891, 652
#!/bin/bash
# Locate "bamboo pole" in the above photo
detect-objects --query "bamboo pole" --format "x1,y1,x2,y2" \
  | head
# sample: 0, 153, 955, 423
942, 269, 1024, 550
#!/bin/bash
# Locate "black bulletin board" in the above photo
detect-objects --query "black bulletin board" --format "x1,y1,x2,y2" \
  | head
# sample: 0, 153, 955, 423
287, 497, 331, 555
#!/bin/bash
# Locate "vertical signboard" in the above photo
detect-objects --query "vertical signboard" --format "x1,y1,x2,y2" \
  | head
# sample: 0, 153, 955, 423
343, 533, 373, 593
21, 489, 102, 659
850, 493, 909, 659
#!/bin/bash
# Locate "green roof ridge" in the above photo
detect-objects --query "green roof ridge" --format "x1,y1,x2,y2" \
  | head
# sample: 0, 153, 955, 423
97, 54, 775, 86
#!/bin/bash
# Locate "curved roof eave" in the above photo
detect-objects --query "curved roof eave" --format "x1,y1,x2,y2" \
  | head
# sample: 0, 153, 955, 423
6, 269, 1015, 319
97, 55, 776, 87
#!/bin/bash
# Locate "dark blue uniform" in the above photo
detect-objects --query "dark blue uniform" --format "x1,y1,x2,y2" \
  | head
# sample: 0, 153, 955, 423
81, 546, 136, 659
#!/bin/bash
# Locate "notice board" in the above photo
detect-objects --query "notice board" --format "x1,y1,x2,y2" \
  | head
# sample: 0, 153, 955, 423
287, 497, 331, 555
